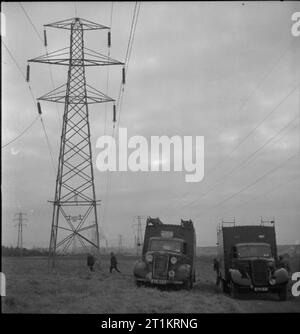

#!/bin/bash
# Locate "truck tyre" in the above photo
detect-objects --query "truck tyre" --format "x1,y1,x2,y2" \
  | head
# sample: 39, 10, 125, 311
183, 278, 192, 290
230, 281, 238, 299
278, 284, 288, 301
135, 280, 143, 288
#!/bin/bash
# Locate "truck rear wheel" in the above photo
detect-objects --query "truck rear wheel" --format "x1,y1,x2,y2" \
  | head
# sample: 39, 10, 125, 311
278, 284, 288, 301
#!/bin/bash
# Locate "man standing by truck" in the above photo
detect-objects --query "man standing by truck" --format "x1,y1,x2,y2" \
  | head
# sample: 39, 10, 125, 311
278, 255, 291, 274
213, 258, 221, 287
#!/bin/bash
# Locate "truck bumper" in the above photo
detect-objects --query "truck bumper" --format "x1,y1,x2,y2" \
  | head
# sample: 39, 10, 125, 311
135, 278, 184, 285
233, 284, 287, 293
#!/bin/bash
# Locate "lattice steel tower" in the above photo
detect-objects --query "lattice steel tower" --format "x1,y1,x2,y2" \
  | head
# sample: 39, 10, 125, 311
13, 212, 27, 256
28, 17, 123, 266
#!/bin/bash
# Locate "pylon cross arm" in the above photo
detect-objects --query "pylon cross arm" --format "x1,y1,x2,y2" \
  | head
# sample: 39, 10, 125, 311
37, 82, 115, 104
28, 47, 124, 67
44, 17, 110, 31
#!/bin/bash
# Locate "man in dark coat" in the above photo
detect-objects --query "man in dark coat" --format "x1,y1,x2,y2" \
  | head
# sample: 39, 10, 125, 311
213, 258, 221, 286
278, 255, 291, 274
87, 253, 96, 272
110, 252, 121, 273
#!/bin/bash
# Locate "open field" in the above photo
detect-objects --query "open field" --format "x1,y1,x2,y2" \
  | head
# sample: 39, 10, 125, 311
2, 255, 300, 313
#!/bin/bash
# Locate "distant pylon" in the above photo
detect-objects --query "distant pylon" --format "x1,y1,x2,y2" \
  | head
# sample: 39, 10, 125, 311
118, 235, 123, 253
133, 215, 144, 256
13, 212, 28, 256
28, 17, 124, 267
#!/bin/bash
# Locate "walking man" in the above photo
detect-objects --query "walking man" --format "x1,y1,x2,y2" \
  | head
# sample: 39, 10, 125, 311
110, 252, 121, 273
87, 253, 96, 272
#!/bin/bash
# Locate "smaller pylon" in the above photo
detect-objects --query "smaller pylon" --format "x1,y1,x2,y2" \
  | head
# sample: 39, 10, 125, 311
118, 235, 123, 253
133, 215, 145, 256
13, 212, 28, 256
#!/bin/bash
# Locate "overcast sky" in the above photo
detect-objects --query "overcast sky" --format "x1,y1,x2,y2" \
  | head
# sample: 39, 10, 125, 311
2, 1, 300, 249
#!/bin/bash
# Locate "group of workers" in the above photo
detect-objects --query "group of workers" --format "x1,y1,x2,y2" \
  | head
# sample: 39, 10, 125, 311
87, 252, 121, 273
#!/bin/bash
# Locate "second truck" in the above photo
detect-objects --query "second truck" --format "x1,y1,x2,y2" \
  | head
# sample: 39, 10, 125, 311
216, 221, 289, 300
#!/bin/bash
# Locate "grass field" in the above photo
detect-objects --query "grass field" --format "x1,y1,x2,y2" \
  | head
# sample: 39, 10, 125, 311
2, 255, 300, 313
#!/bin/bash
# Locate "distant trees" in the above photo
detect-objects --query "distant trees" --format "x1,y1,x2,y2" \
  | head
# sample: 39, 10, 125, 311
2, 246, 48, 257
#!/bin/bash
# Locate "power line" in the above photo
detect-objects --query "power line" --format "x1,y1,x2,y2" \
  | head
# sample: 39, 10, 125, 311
39, 117, 57, 175
2, 40, 37, 105
18, 2, 43, 43
125, 3, 140, 73
199, 152, 299, 215
235, 174, 300, 210
2, 40, 26, 80
206, 39, 297, 177
116, 2, 141, 127
169, 39, 298, 211
102, 2, 115, 229
2, 116, 39, 149
102, 3, 141, 228
173, 83, 299, 210
103, 1, 114, 137
18, 2, 61, 130
2, 39, 57, 176
183, 113, 299, 209
236, 39, 296, 122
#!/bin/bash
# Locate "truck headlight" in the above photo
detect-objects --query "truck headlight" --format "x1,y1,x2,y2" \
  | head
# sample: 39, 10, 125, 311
146, 253, 153, 263
169, 270, 175, 278
170, 257, 177, 265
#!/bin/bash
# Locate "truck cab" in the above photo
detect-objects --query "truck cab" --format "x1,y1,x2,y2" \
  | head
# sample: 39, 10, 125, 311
133, 217, 196, 289
216, 222, 289, 300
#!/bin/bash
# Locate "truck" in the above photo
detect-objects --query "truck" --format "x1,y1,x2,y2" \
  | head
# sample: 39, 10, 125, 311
216, 221, 289, 300
133, 217, 196, 289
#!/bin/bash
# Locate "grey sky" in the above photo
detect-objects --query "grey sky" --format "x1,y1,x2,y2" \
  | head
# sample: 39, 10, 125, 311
2, 1, 300, 248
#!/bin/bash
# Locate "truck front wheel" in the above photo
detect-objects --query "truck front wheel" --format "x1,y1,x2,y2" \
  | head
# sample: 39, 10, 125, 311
135, 280, 143, 288
183, 278, 193, 290
278, 284, 288, 301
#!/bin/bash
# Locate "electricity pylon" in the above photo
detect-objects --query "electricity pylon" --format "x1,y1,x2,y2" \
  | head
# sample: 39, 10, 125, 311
118, 234, 123, 253
28, 17, 123, 266
133, 215, 145, 256
13, 212, 27, 256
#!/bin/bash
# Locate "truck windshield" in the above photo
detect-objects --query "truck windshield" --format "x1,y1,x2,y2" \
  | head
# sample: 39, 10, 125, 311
149, 239, 182, 253
236, 244, 272, 258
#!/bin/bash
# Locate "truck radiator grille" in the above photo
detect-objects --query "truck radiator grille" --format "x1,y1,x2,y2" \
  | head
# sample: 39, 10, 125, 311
251, 260, 268, 286
153, 255, 168, 279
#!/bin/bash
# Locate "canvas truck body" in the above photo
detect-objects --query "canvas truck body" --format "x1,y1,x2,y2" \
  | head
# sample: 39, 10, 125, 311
216, 223, 289, 300
133, 217, 196, 289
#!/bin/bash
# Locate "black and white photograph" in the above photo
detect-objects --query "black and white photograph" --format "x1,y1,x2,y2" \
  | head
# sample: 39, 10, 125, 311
1, 1, 300, 319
